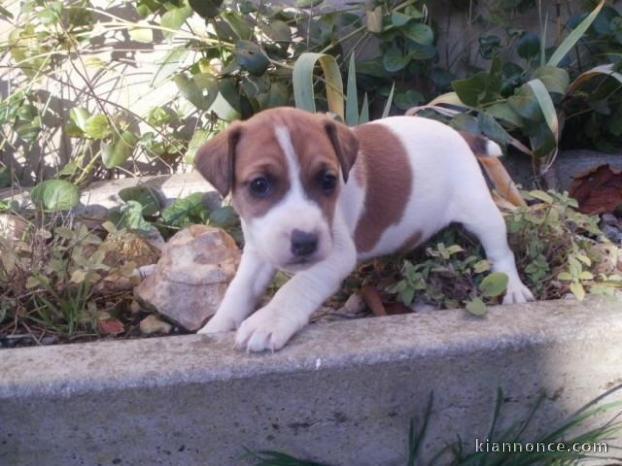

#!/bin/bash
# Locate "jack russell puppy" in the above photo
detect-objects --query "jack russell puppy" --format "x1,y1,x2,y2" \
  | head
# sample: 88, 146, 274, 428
195, 107, 533, 352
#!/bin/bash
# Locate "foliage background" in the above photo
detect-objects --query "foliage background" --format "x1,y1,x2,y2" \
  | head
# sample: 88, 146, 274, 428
1, 0, 620, 194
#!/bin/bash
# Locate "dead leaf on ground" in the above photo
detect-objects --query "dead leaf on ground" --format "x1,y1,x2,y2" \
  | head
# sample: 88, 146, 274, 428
570, 164, 622, 215
98, 318, 125, 335
360, 286, 387, 316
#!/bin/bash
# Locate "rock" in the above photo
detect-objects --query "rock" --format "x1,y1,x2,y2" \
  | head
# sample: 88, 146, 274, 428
134, 224, 240, 331
139, 314, 172, 335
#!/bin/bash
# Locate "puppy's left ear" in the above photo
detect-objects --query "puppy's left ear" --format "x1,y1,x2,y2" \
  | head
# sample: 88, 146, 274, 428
324, 119, 359, 183
194, 123, 243, 197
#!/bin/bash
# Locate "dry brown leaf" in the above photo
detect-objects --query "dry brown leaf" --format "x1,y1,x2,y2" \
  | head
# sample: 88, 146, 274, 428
570, 164, 622, 215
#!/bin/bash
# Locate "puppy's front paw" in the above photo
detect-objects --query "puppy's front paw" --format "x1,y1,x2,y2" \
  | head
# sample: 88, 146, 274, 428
197, 313, 238, 334
503, 281, 535, 304
235, 306, 302, 353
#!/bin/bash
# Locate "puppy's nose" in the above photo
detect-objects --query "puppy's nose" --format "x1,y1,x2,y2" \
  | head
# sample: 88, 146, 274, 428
291, 229, 318, 257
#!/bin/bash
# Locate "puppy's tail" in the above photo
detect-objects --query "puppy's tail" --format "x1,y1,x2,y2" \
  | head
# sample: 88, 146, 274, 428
458, 131, 526, 208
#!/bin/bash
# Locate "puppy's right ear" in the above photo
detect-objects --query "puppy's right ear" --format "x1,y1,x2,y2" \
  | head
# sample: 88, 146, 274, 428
194, 123, 243, 197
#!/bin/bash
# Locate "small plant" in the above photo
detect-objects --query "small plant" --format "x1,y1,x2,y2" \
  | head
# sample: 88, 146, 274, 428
0, 208, 158, 341
382, 190, 621, 314
250, 384, 622, 466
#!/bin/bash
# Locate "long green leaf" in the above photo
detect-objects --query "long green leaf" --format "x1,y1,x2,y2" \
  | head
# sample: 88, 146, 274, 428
293, 52, 344, 118
346, 54, 359, 126
526, 78, 559, 143
567, 64, 622, 95
359, 93, 369, 124
382, 82, 396, 118
547, 0, 605, 67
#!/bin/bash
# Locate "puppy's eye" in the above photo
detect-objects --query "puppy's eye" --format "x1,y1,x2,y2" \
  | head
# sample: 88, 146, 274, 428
319, 172, 338, 194
249, 176, 272, 198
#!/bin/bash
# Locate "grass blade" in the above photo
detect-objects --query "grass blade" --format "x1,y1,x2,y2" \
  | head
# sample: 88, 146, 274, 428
293, 52, 344, 119
346, 53, 359, 126
568, 63, 622, 94
359, 93, 369, 124
382, 82, 396, 118
525, 78, 559, 143
547, 0, 605, 67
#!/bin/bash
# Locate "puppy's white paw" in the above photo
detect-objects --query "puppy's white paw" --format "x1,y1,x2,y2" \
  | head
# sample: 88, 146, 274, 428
197, 313, 238, 334
503, 281, 535, 305
235, 306, 301, 353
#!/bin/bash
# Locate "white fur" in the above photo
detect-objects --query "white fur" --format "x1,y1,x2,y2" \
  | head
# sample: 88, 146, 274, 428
242, 126, 332, 269
198, 116, 533, 351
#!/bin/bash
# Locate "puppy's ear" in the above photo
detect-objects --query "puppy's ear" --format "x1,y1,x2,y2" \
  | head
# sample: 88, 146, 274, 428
194, 124, 243, 197
324, 119, 359, 183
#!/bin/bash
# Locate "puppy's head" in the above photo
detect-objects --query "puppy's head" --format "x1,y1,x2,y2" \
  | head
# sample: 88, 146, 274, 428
195, 107, 358, 271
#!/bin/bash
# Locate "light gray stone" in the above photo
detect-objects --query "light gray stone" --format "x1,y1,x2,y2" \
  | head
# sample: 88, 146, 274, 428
134, 224, 240, 331
1, 298, 621, 466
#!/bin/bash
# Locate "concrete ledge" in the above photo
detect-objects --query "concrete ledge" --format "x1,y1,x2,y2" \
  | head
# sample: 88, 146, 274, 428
1, 298, 622, 465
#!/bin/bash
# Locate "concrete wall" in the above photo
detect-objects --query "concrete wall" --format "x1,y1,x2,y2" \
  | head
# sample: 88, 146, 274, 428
1, 298, 621, 465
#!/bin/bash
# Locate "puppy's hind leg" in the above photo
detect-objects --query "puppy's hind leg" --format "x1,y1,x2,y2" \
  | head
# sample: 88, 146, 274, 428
456, 195, 534, 304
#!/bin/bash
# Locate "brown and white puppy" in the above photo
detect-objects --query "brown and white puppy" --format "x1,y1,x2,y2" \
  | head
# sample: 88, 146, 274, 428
195, 107, 533, 352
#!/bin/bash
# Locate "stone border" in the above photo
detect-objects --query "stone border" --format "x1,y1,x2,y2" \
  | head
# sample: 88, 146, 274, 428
1, 298, 621, 465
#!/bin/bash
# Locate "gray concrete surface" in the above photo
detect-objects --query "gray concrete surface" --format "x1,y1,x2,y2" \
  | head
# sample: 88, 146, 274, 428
1, 298, 622, 466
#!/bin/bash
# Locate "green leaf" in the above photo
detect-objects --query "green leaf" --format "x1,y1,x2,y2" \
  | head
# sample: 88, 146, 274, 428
209, 206, 238, 228
528, 190, 554, 203
174, 74, 209, 110
533, 66, 570, 94
382, 82, 396, 118
480, 272, 509, 298
558, 272, 573, 281
525, 79, 559, 144
391, 11, 411, 28
234, 40, 269, 76
548, 0, 605, 67
265, 20, 291, 43
359, 93, 369, 124
466, 298, 488, 316
84, 114, 111, 140
404, 23, 434, 46
31, 179, 80, 212
452, 73, 489, 107
478, 112, 511, 145
70, 107, 91, 132
185, 129, 211, 165
517, 32, 540, 60
118, 186, 162, 217
128, 24, 153, 43
161, 192, 210, 227
346, 54, 359, 126
485, 102, 523, 128
160, 5, 192, 36
152, 46, 190, 86
102, 131, 138, 169
383, 46, 410, 73
189, 0, 222, 19
293, 52, 344, 118
569, 282, 586, 301
114, 200, 156, 234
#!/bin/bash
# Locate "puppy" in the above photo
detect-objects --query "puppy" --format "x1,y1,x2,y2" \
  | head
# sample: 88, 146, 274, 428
195, 107, 533, 352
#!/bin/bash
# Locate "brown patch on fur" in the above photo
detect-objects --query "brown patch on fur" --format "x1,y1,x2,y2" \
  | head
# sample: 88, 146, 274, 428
399, 231, 422, 253
458, 131, 490, 156
231, 126, 291, 219
353, 124, 413, 253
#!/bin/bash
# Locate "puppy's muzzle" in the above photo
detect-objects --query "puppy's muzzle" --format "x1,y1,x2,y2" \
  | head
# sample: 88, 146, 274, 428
291, 229, 318, 258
